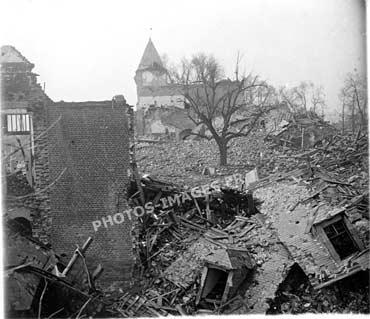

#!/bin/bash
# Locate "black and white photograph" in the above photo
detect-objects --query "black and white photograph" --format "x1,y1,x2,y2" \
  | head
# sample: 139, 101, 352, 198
1, 0, 369, 317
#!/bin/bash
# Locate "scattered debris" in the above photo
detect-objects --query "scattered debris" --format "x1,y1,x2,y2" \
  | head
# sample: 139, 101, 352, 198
5, 226, 105, 318
6, 125, 369, 316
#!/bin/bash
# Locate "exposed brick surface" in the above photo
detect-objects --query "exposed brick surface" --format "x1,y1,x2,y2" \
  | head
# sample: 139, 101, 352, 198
2, 47, 134, 288
30, 91, 53, 244
1, 46, 53, 244
47, 101, 133, 286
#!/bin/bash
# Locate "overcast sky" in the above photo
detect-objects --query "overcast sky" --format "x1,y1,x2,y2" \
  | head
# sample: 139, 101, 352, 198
1, 0, 366, 120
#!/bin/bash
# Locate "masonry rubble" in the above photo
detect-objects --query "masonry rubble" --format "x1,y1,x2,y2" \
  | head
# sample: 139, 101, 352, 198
3, 46, 369, 316
107, 127, 368, 316
6, 122, 369, 316
5, 221, 106, 318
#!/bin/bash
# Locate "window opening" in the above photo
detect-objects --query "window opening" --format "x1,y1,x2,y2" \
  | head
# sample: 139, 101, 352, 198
5, 114, 30, 134
323, 219, 358, 259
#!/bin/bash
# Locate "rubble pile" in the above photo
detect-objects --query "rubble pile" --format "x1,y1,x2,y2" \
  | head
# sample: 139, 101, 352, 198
6, 121, 369, 316
92, 174, 262, 317
266, 110, 337, 149
137, 129, 368, 191
250, 164, 369, 314
6, 172, 33, 197
5, 226, 105, 318
136, 131, 268, 187
267, 265, 369, 314
128, 175, 260, 274
130, 128, 369, 316
4, 44, 368, 317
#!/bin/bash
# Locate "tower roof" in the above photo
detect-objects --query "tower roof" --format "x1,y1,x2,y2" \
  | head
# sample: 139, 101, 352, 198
137, 38, 163, 71
0, 45, 33, 65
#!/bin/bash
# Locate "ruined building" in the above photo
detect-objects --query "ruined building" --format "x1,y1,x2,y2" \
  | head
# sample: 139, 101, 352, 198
2, 46, 134, 288
134, 39, 280, 141
135, 39, 195, 139
2, 45, 52, 237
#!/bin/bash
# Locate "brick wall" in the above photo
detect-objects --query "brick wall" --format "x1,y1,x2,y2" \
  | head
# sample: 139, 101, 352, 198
46, 101, 133, 287
1, 50, 53, 244
2, 47, 134, 288
29, 85, 53, 243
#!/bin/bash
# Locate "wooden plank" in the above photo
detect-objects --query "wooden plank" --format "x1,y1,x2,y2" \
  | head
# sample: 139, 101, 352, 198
152, 191, 163, 206
126, 295, 140, 310
210, 227, 228, 235
22, 265, 90, 297
204, 237, 228, 248
304, 204, 325, 234
178, 216, 205, 230
176, 305, 188, 316
246, 191, 255, 214
192, 195, 202, 215
62, 237, 93, 276
205, 234, 229, 240
225, 219, 239, 230
237, 224, 256, 238
148, 288, 180, 302
235, 216, 251, 222
314, 267, 362, 290
92, 264, 103, 281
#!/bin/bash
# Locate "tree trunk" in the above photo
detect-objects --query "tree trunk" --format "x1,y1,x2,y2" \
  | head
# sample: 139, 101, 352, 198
352, 94, 355, 133
218, 141, 227, 166
342, 100, 345, 134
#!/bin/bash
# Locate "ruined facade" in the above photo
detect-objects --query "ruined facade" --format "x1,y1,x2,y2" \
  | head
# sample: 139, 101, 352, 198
1, 45, 53, 242
2, 46, 134, 287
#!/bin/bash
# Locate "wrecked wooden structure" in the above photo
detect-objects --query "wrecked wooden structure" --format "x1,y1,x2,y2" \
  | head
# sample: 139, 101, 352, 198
117, 127, 369, 316
5, 221, 105, 318
266, 110, 337, 148
2, 46, 368, 316
6, 127, 369, 316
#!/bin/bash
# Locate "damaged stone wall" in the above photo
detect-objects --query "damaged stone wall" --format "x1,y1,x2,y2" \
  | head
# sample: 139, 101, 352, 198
138, 93, 185, 110
28, 82, 53, 243
138, 106, 195, 139
46, 100, 133, 287
1, 45, 53, 244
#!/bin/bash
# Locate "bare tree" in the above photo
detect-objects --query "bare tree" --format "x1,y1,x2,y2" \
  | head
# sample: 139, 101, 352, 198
339, 70, 367, 133
280, 81, 326, 116
172, 53, 276, 165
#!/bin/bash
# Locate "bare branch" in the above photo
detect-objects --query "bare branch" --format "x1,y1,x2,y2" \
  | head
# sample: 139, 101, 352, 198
172, 52, 275, 164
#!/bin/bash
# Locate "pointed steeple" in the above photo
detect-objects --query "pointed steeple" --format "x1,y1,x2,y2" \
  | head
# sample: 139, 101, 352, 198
137, 38, 163, 71
1, 45, 32, 64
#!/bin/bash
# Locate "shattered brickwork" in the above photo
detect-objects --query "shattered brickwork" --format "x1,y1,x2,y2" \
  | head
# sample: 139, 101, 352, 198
47, 101, 133, 286
29, 90, 53, 243
1, 45, 53, 243
2, 46, 134, 287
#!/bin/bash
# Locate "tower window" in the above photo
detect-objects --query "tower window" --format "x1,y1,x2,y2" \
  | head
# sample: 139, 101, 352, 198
323, 219, 359, 259
4, 114, 31, 134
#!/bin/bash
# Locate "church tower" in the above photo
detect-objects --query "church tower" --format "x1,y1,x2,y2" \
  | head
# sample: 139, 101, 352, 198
134, 38, 168, 93
134, 39, 187, 137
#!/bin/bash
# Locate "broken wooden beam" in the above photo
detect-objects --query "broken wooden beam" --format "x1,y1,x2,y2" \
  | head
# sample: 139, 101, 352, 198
61, 237, 93, 277
175, 305, 188, 316
246, 191, 255, 215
